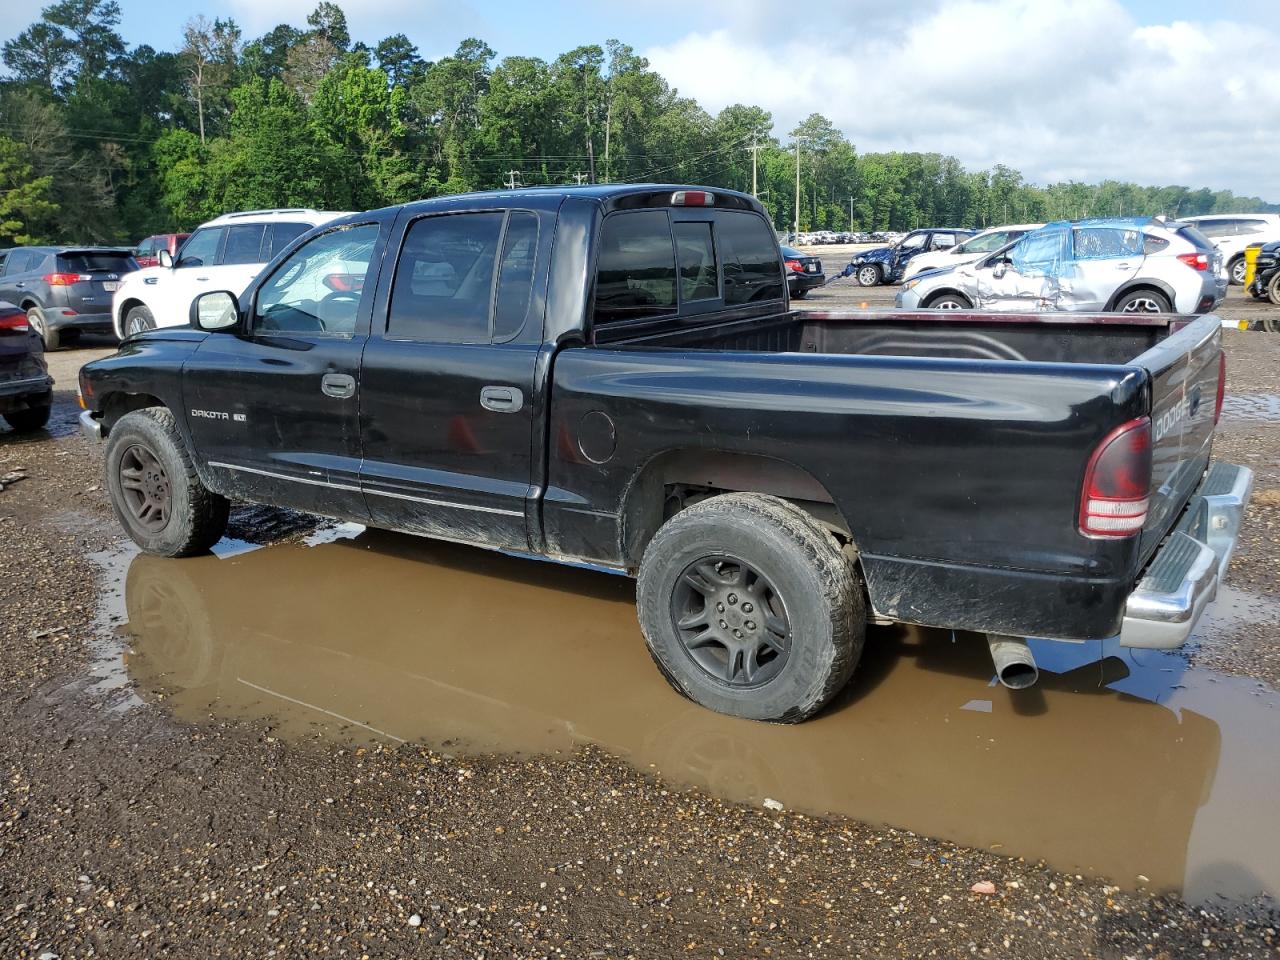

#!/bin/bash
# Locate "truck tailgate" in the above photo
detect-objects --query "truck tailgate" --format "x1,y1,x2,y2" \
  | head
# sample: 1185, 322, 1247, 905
1134, 315, 1221, 566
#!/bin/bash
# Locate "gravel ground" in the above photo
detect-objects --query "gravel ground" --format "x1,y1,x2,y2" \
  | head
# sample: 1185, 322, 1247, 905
1, 329, 1279, 958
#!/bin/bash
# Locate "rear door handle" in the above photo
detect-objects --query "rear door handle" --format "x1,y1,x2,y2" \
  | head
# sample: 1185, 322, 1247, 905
14, 282, 24, 288
480, 385, 524, 413
321, 373, 356, 399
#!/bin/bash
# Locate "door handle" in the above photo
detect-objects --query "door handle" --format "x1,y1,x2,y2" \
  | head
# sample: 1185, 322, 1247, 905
1115, 263, 1131, 269
14, 282, 24, 288
321, 373, 356, 399
480, 385, 524, 413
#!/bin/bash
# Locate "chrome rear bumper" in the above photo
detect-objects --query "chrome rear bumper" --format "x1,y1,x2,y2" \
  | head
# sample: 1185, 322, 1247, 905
1119, 461, 1252, 649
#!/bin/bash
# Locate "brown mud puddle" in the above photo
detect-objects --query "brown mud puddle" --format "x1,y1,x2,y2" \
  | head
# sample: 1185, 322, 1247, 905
102, 527, 1280, 905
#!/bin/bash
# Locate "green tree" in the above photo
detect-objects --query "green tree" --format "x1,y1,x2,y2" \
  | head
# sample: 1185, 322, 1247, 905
0, 137, 58, 244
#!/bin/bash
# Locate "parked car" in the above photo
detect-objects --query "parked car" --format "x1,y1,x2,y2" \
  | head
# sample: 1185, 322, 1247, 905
0, 298, 53, 432
133, 233, 190, 269
80, 185, 1249, 725
1247, 240, 1280, 307
837, 228, 977, 286
900, 224, 1043, 282
0, 246, 138, 349
112, 208, 350, 338
1181, 214, 1280, 285
897, 218, 1225, 314
780, 245, 825, 298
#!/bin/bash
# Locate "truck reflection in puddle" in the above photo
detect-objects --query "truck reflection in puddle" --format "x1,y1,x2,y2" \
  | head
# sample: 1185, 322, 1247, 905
118, 528, 1280, 904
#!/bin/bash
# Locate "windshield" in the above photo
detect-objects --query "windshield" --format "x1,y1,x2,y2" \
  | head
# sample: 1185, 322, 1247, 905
961, 230, 1019, 254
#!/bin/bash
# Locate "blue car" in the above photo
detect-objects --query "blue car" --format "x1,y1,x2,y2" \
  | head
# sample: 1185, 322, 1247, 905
838, 228, 976, 286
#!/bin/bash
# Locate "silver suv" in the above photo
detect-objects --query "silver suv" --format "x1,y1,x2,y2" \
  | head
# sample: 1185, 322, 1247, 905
897, 218, 1226, 314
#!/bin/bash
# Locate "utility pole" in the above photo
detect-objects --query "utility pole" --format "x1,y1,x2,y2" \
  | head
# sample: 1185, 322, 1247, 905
505, 170, 522, 190
849, 196, 854, 231
793, 138, 804, 239
572, 172, 588, 185
747, 141, 760, 196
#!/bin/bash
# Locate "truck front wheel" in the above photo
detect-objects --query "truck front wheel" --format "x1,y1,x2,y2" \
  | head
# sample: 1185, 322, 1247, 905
105, 408, 229, 557
636, 493, 865, 723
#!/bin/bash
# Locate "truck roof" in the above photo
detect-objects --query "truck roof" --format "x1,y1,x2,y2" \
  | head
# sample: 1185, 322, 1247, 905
383, 184, 769, 218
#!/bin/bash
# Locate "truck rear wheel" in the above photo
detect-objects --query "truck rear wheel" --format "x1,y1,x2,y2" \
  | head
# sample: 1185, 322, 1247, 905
636, 493, 864, 723
105, 408, 229, 557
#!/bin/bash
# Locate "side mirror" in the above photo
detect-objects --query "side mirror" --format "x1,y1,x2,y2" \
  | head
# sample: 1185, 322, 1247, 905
158, 249, 174, 268
191, 290, 240, 332
992, 259, 1009, 280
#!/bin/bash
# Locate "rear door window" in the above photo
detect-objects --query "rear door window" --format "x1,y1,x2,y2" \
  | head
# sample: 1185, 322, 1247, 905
493, 212, 539, 341
387, 212, 504, 343
263, 221, 312, 260
930, 232, 958, 250
717, 211, 783, 305
1072, 227, 1143, 260
674, 222, 718, 302
2, 251, 32, 276
1193, 218, 1232, 239
594, 211, 677, 323
221, 224, 268, 265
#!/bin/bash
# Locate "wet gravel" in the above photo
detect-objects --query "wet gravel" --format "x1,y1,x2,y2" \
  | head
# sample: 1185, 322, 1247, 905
1, 344, 1279, 958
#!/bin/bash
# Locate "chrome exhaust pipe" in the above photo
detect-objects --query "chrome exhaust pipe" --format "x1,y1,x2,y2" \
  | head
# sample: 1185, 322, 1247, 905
986, 635, 1039, 690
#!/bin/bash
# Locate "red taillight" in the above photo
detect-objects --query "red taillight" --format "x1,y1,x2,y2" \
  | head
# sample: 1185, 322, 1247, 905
785, 259, 803, 273
1214, 353, 1226, 425
43, 272, 90, 285
322, 273, 365, 293
670, 190, 715, 207
1079, 417, 1152, 538
1176, 252, 1209, 272
0, 311, 28, 332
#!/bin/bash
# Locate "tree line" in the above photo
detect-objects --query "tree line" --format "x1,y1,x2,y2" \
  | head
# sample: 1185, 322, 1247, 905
0, 0, 1274, 246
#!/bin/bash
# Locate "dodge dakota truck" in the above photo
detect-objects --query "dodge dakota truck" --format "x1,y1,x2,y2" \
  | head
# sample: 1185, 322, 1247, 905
79, 185, 1252, 723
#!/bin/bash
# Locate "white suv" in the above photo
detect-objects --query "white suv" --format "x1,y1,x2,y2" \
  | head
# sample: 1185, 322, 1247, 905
1181, 214, 1280, 285
112, 209, 351, 338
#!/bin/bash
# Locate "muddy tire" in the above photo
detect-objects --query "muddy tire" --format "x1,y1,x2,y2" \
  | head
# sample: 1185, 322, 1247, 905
105, 408, 229, 557
636, 493, 865, 723
3, 402, 51, 433
27, 306, 59, 351
1268, 273, 1280, 308
855, 264, 882, 287
792, 288, 808, 299
1114, 289, 1171, 314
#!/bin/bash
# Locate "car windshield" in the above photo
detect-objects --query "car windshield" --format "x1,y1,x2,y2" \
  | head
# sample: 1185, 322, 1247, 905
962, 231, 1017, 254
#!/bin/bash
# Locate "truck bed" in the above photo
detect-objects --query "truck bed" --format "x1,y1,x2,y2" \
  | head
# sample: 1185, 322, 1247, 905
547, 309, 1221, 642
605, 307, 1179, 366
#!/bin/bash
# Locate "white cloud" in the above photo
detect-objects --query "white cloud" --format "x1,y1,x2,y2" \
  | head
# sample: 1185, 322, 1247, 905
644, 0, 1280, 201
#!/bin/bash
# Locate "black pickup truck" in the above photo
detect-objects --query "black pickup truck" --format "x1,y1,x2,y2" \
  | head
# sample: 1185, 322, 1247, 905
79, 185, 1252, 722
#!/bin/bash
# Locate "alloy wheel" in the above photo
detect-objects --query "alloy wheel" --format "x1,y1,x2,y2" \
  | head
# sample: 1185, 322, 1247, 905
670, 555, 791, 688
118, 443, 172, 532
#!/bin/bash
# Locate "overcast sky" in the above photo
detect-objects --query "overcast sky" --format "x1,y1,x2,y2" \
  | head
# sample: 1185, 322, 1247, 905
4, 0, 1276, 201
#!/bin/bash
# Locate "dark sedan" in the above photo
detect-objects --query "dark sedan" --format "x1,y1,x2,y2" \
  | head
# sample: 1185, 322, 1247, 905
0, 298, 53, 432
781, 245, 825, 299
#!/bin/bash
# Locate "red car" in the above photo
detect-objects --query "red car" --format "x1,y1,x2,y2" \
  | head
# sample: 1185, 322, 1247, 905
132, 233, 190, 269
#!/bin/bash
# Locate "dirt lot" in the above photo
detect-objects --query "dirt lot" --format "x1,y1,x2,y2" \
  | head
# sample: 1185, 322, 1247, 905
1, 313, 1279, 959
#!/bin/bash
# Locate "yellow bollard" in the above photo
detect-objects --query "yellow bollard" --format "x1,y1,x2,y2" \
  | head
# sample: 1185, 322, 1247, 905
1243, 243, 1263, 288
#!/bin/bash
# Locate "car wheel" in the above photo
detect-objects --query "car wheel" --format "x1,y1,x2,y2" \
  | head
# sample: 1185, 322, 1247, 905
636, 493, 865, 723
856, 265, 882, 287
924, 292, 972, 310
3, 403, 52, 433
1229, 257, 1248, 286
1114, 290, 1172, 314
104, 407, 230, 557
792, 288, 808, 300
26, 306, 59, 351
1268, 273, 1280, 308
125, 305, 156, 337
